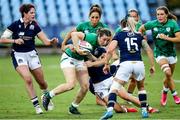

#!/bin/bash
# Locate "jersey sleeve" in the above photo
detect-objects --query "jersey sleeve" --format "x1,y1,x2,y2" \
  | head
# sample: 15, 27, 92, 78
76, 22, 84, 32
7, 22, 16, 33
84, 33, 97, 46
112, 32, 120, 41
144, 20, 156, 30
172, 20, 180, 33
34, 22, 41, 35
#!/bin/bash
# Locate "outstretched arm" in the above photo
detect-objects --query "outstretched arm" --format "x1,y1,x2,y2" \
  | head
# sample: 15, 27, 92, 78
103, 40, 118, 74
37, 31, 58, 46
142, 40, 155, 76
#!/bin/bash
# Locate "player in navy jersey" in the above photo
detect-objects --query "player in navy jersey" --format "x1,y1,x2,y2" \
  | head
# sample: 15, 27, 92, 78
0, 4, 58, 114
100, 16, 155, 119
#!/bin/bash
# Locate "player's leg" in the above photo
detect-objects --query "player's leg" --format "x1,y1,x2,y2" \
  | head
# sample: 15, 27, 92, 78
69, 68, 89, 114
16, 65, 43, 114
12, 51, 42, 114
137, 80, 148, 118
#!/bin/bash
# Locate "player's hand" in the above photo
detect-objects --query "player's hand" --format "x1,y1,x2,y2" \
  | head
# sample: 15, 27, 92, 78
50, 37, 58, 45
149, 66, 155, 77
103, 64, 110, 74
14, 38, 24, 45
157, 33, 168, 40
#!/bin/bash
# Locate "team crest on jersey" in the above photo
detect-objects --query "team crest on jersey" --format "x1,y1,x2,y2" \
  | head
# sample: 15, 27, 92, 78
29, 25, 34, 30
166, 27, 170, 32
84, 30, 89, 34
127, 32, 134, 37
19, 25, 21, 28
153, 27, 158, 31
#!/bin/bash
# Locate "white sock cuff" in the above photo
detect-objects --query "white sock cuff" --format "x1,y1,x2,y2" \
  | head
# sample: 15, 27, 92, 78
49, 91, 55, 98
138, 90, 146, 94
172, 91, 177, 96
163, 86, 169, 92
72, 102, 79, 108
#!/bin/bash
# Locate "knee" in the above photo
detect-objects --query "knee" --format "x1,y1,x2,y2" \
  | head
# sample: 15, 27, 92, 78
161, 64, 172, 78
23, 76, 33, 85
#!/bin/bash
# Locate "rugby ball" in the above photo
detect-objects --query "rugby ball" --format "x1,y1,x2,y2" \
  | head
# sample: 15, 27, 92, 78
78, 40, 93, 52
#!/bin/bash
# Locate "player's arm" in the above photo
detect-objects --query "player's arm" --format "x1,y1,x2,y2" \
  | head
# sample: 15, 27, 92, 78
61, 27, 77, 51
138, 25, 146, 35
142, 40, 155, 75
158, 32, 180, 42
86, 53, 106, 67
71, 32, 87, 55
103, 40, 118, 74
37, 31, 58, 46
1, 29, 24, 45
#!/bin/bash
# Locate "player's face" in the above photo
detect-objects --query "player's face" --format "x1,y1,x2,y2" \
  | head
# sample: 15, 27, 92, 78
129, 11, 139, 22
89, 12, 100, 26
156, 10, 167, 23
24, 8, 35, 22
98, 35, 111, 46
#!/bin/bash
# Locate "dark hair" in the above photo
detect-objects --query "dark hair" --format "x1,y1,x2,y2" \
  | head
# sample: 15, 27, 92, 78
90, 4, 102, 12
89, 7, 102, 17
128, 9, 139, 16
19, 3, 35, 17
120, 18, 127, 28
96, 28, 112, 37
156, 6, 177, 21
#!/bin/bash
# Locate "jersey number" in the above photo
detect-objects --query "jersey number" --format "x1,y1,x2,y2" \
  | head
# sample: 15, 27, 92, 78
125, 38, 139, 51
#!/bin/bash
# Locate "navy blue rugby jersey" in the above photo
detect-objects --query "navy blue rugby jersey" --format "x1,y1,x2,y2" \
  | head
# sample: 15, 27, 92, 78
113, 31, 144, 63
8, 18, 41, 52
88, 65, 117, 84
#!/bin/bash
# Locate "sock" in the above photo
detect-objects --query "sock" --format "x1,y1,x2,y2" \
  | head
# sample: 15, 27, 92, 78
72, 102, 79, 108
163, 86, 169, 94
31, 96, 39, 107
171, 90, 177, 96
107, 93, 117, 109
49, 90, 55, 98
42, 89, 48, 94
138, 90, 147, 108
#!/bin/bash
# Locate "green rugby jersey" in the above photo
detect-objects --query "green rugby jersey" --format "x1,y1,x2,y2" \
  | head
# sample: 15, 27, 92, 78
144, 19, 180, 57
65, 33, 99, 60
76, 21, 108, 34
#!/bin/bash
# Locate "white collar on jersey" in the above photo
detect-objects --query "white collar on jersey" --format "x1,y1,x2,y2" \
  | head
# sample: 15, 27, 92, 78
20, 18, 33, 24
122, 27, 130, 31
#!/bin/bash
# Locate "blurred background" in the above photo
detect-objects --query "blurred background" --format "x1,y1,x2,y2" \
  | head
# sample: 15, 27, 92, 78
0, 0, 180, 55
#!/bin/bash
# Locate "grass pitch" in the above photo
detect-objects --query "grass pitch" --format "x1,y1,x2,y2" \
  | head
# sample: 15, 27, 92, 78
0, 54, 180, 119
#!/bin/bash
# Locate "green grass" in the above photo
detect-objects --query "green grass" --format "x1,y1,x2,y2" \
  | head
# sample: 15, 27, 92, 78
0, 54, 180, 119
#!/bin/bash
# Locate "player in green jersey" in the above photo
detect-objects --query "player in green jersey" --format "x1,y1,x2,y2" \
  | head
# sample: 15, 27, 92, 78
61, 4, 107, 52
42, 28, 112, 114
139, 6, 180, 106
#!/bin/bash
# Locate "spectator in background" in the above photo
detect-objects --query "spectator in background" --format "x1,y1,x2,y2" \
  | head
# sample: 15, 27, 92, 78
139, 6, 180, 106
0, 3, 58, 114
